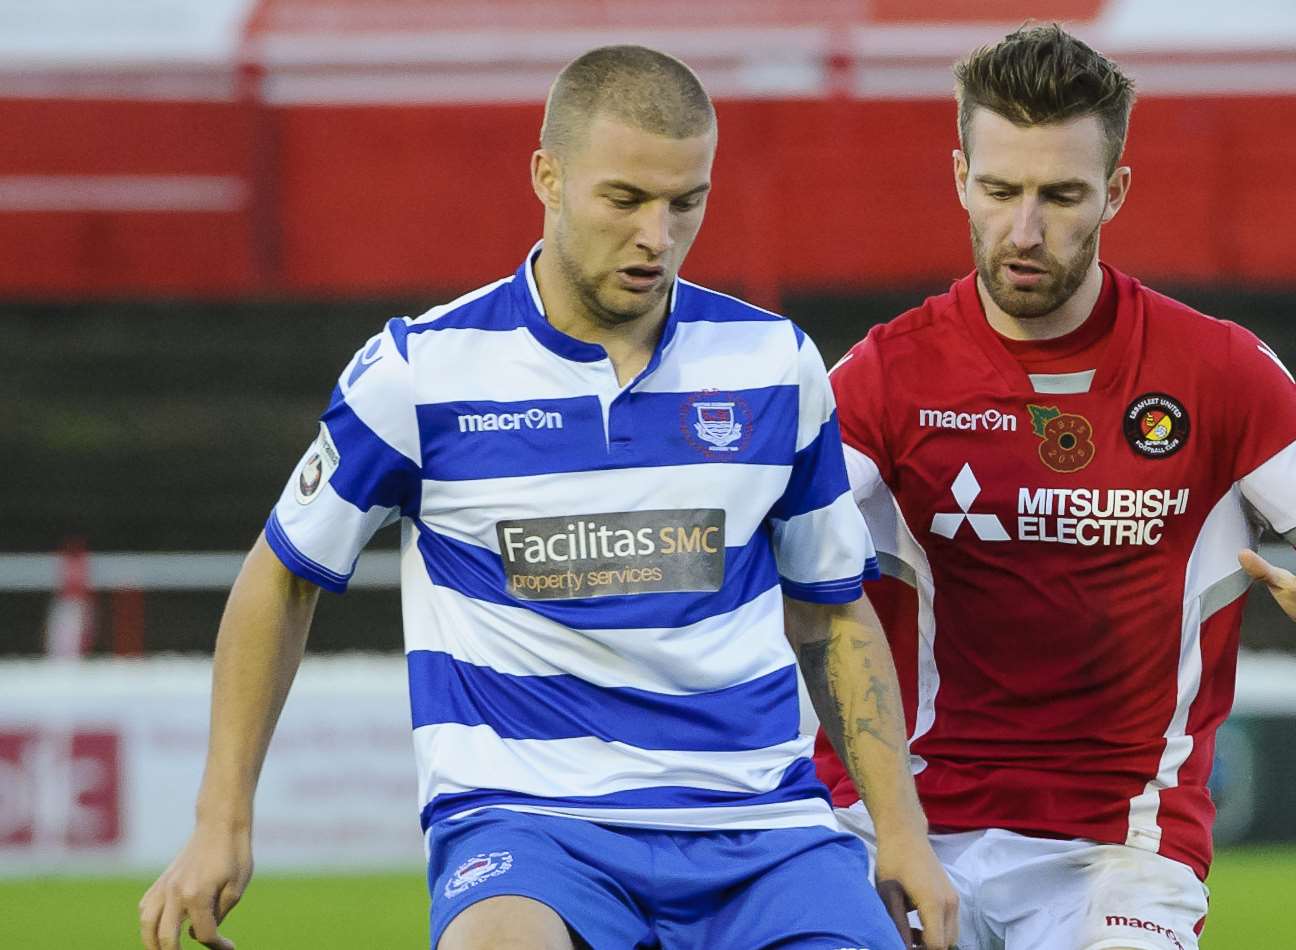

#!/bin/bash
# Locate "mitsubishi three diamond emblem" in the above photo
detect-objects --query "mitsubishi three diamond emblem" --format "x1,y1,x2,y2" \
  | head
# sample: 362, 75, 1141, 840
930, 463, 1010, 541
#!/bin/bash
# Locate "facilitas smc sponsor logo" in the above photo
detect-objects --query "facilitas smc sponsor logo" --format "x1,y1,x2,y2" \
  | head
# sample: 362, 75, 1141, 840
500, 519, 720, 565
458, 408, 564, 433
918, 408, 1018, 432
496, 509, 726, 601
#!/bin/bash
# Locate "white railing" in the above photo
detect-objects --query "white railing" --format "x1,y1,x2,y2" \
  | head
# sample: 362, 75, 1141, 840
0, 549, 402, 592
1, 543, 1292, 592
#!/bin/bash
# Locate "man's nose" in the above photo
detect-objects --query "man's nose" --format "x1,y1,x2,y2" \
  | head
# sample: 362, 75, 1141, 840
1009, 198, 1044, 251
636, 202, 674, 256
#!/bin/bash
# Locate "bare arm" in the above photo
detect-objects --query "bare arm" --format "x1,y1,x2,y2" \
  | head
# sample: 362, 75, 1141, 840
139, 532, 320, 950
784, 594, 957, 950
785, 594, 919, 836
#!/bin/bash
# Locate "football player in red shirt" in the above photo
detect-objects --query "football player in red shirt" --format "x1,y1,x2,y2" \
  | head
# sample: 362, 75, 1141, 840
819, 23, 1296, 950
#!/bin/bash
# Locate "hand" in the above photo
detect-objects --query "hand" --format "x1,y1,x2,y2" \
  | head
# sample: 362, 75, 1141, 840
874, 828, 959, 950
875, 878, 915, 946
1239, 549, 1296, 621
138, 822, 252, 950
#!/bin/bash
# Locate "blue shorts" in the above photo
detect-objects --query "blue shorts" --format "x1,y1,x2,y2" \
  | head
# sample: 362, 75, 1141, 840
427, 808, 905, 950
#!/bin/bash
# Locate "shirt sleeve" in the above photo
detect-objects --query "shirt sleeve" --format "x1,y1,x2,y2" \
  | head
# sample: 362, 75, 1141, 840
829, 332, 916, 564
767, 329, 878, 603
1229, 323, 1296, 544
829, 330, 892, 503
265, 318, 422, 592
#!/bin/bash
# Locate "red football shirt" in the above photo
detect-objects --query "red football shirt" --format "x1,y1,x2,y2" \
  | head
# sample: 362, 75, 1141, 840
817, 264, 1296, 880
996, 267, 1117, 375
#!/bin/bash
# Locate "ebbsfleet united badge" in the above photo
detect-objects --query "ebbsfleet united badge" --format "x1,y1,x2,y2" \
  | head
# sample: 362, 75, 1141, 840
1123, 393, 1189, 459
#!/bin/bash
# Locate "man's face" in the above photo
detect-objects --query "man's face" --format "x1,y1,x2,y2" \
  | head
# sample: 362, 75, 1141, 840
536, 114, 715, 325
955, 109, 1128, 319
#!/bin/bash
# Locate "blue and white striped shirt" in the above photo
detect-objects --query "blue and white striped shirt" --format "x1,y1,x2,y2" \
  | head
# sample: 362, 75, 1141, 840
267, 245, 878, 834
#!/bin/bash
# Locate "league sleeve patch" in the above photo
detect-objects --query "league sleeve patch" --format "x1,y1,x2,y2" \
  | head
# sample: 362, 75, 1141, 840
293, 422, 341, 505
1123, 393, 1190, 459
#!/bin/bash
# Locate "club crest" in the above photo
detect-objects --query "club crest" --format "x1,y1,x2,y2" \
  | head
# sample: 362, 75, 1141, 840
1124, 393, 1189, 459
680, 392, 752, 456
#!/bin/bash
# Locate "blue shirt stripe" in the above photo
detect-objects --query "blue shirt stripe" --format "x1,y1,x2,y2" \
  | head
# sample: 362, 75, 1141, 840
322, 388, 421, 517
419, 756, 828, 830
780, 570, 870, 604
768, 411, 852, 521
418, 386, 798, 482
408, 651, 799, 751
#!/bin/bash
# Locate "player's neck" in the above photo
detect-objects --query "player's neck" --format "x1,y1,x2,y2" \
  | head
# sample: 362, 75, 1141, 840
979, 259, 1104, 342
534, 254, 666, 385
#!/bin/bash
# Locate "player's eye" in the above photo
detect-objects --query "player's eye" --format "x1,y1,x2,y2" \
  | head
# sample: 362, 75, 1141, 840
607, 195, 639, 209
671, 198, 701, 212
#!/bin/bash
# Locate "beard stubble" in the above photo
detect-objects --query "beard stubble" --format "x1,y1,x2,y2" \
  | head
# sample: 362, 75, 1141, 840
971, 215, 1103, 319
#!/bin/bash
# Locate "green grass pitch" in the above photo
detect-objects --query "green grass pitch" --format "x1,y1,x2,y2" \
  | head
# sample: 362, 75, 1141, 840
1, 846, 1290, 948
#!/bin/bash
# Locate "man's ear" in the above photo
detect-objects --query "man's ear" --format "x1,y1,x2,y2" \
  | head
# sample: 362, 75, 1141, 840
953, 149, 970, 211
1102, 165, 1131, 224
532, 149, 562, 211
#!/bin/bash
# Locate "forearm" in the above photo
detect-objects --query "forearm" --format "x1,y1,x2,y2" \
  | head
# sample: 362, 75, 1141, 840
785, 595, 924, 833
195, 533, 320, 829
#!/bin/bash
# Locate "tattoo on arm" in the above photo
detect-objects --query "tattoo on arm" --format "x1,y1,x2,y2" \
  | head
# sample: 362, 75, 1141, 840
796, 638, 849, 762
796, 627, 904, 794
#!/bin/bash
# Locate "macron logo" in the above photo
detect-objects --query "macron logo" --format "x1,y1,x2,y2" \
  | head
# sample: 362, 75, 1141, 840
919, 408, 1017, 432
931, 463, 1010, 541
458, 408, 564, 433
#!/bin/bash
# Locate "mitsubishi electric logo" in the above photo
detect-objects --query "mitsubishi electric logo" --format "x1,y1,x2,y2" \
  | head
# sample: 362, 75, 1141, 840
930, 464, 1010, 541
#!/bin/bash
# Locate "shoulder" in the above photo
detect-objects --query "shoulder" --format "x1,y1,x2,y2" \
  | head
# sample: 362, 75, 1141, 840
673, 279, 821, 385
1135, 280, 1232, 346
675, 278, 788, 325
338, 275, 516, 397
1133, 278, 1291, 380
874, 287, 956, 345
405, 276, 520, 339
831, 284, 959, 393
675, 277, 805, 341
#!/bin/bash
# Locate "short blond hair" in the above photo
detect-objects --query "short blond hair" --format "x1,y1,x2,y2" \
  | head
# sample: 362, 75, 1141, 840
541, 45, 715, 157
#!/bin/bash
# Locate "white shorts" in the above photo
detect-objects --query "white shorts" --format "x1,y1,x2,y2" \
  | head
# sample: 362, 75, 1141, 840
837, 802, 1208, 950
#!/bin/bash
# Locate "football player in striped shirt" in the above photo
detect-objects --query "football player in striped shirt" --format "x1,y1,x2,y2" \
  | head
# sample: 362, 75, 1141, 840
139, 45, 956, 950
819, 24, 1296, 950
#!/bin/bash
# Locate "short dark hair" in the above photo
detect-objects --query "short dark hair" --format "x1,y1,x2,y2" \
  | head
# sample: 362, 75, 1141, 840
541, 45, 716, 156
954, 23, 1136, 174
